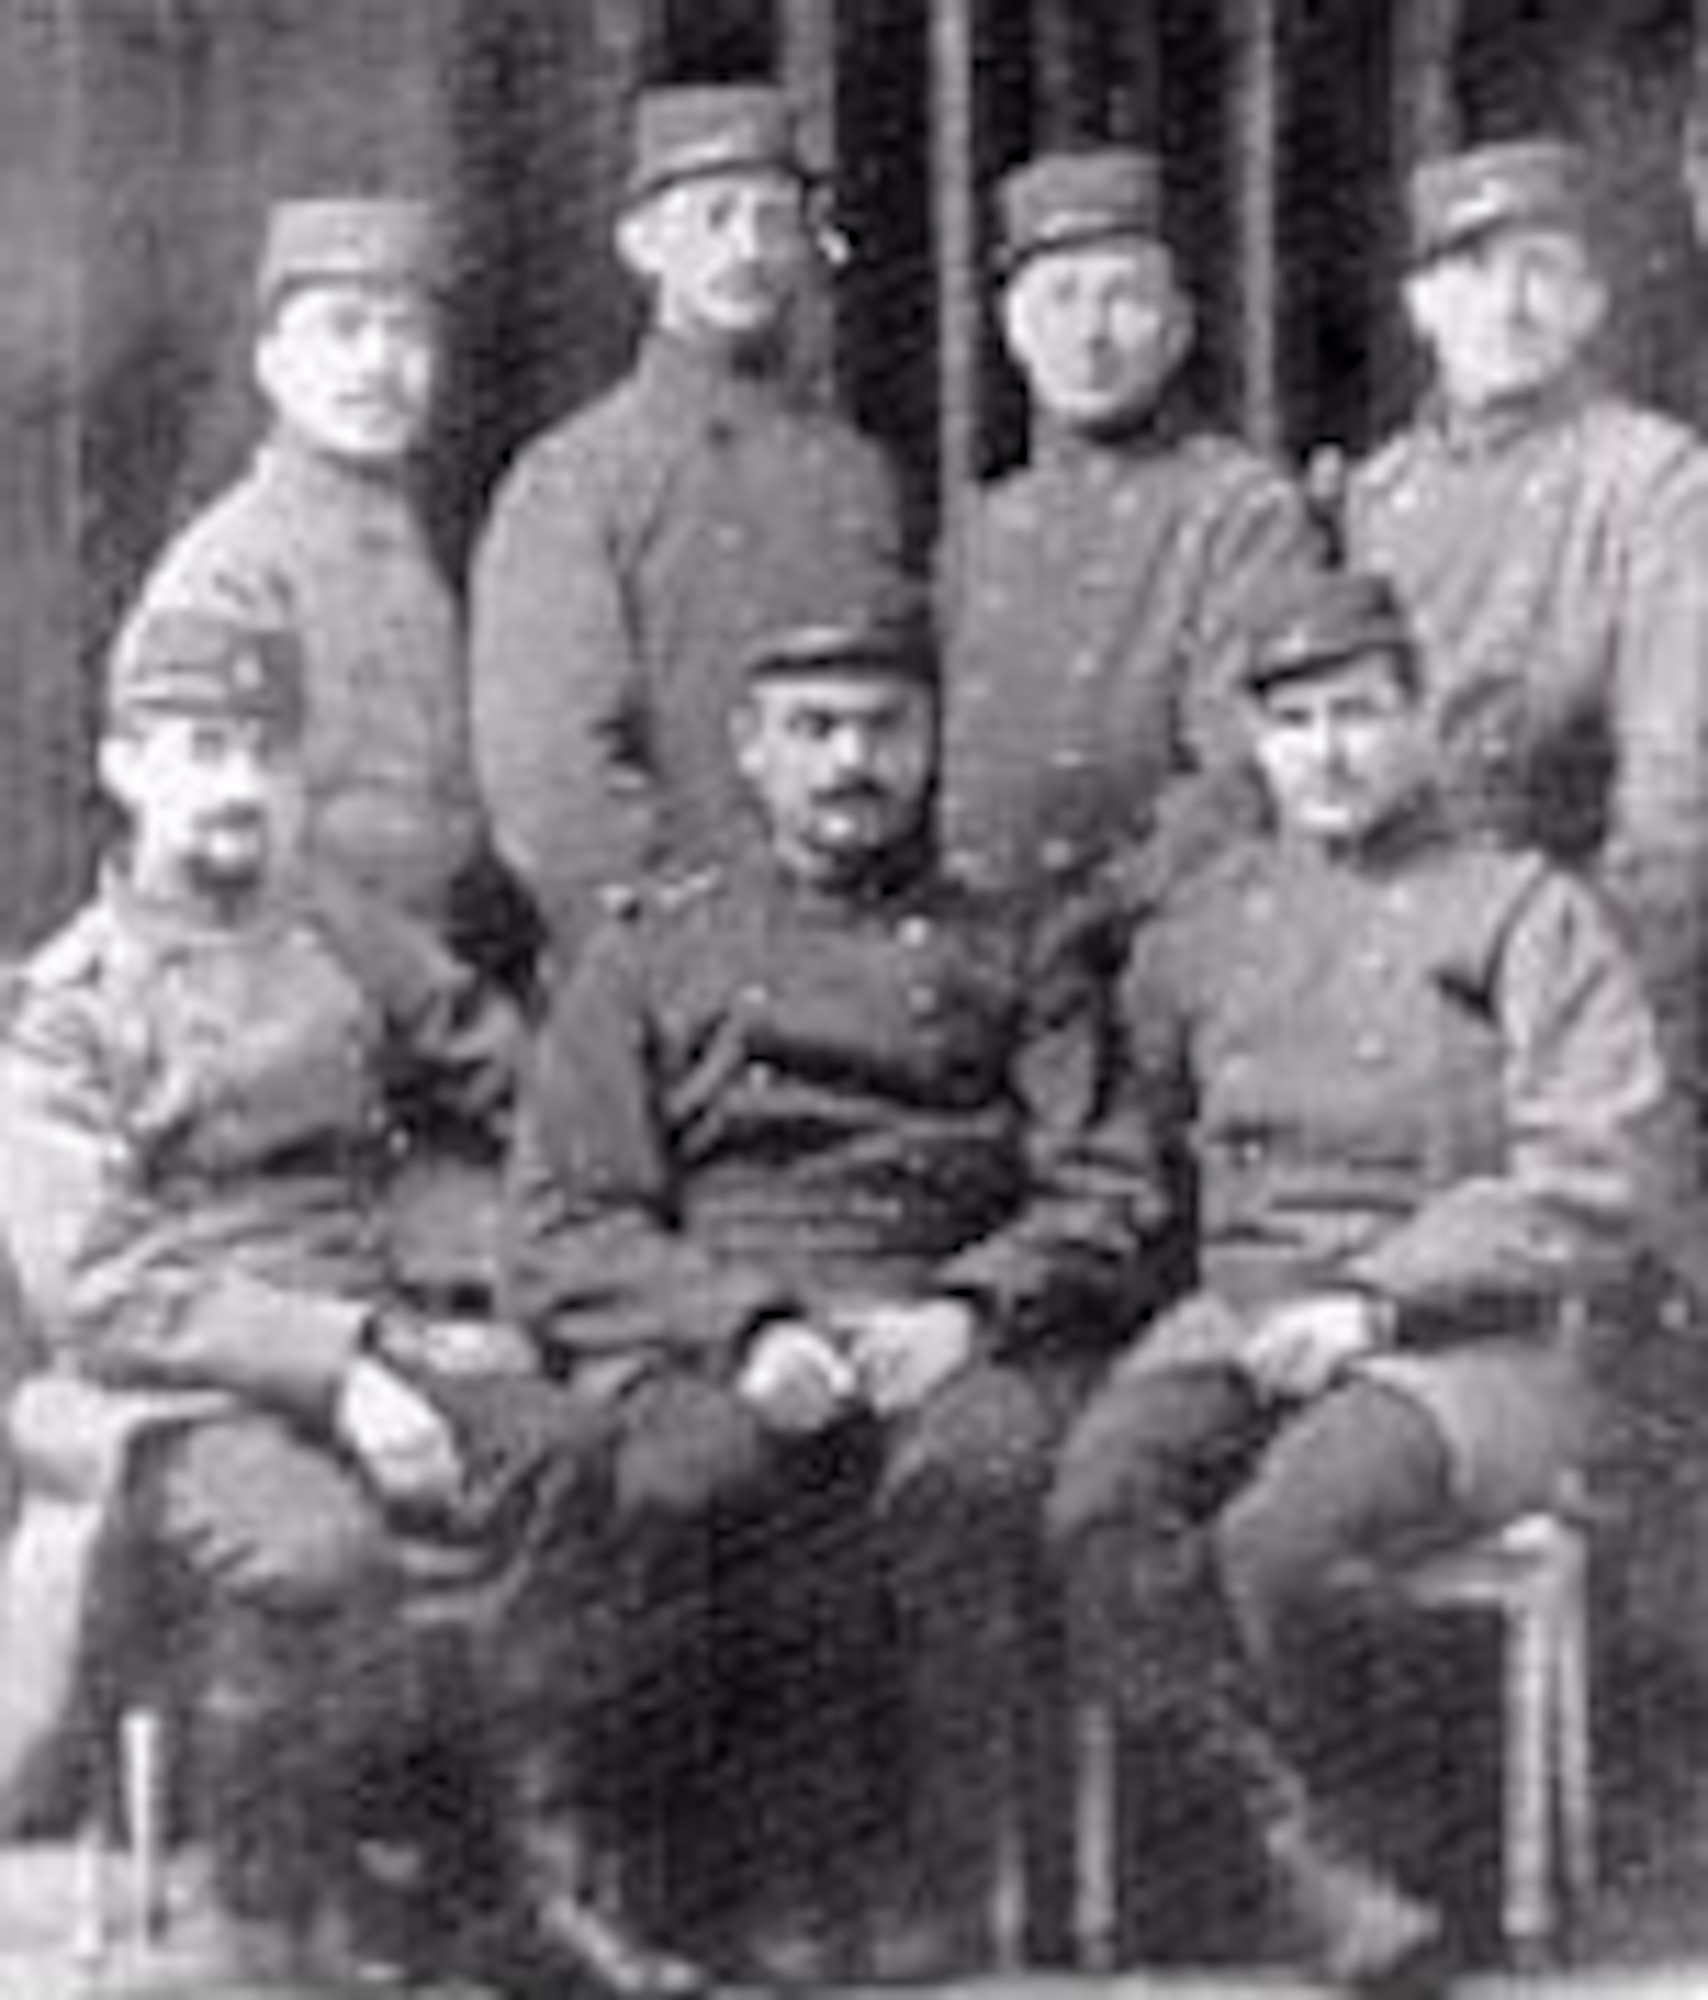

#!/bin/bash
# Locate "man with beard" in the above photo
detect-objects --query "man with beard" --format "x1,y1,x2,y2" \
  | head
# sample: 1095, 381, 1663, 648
0, 607, 704, 1998
939, 147, 1317, 921
1049, 570, 1664, 1995
504, 586, 1138, 1983
471, 84, 909, 972
117, 197, 516, 976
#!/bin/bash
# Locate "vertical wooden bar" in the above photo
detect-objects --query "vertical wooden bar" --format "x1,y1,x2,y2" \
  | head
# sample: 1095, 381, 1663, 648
1110, 0, 1162, 146
931, 0, 980, 536
1228, 0, 1283, 455
0, 0, 95, 952
1393, 0, 1464, 185
778, 0, 840, 394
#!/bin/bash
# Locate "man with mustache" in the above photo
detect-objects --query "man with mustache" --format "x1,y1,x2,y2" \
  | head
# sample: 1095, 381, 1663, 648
0, 607, 706, 1997
115, 195, 517, 977
504, 582, 1137, 1983
471, 84, 908, 973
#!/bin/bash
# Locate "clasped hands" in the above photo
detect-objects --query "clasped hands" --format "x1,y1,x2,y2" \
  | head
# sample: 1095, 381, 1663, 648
735, 1296, 979, 1435
1240, 1290, 1394, 1404
334, 1311, 537, 1513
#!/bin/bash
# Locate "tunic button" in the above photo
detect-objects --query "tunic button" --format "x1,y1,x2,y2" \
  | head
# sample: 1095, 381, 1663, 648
747, 1061, 775, 1089
1067, 651, 1100, 683
1050, 746, 1091, 772
739, 983, 770, 1011
898, 916, 934, 949
1041, 836, 1078, 874
1354, 1034, 1388, 1065
906, 982, 938, 1017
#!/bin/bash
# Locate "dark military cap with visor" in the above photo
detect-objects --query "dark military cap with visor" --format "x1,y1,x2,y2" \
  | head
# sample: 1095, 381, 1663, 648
996, 147, 1167, 276
1407, 137, 1594, 266
109, 607, 308, 740
1240, 571, 1418, 698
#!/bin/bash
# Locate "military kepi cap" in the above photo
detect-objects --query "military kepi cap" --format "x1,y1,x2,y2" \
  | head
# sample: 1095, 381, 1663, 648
109, 607, 308, 738
998, 148, 1166, 275
1241, 571, 1416, 696
627, 84, 810, 206
1408, 137, 1593, 265
256, 196, 444, 312
743, 596, 935, 692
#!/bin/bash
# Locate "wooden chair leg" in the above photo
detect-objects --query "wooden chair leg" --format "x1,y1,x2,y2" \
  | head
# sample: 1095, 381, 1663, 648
1074, 1697, 1119, 1971
121, 1706, 168, 1941
1553, 1550, 1595, 1920
1503, 1583, 1557, 1965
71, 1814, 109, 1974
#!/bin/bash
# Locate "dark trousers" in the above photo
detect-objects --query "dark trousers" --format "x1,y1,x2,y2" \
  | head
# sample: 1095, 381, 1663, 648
1048, 1361, 1465, 1748
547, 1358, 1071, 1935
142, 1381, 609, 1925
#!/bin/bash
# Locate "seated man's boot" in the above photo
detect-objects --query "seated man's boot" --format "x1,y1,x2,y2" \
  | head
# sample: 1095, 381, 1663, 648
195, 1617, 331, 1983
863, 1692, 1005, 1982
1262, 1809, 1447, 1998
490, 1753, 708, 2000
1206, 1698, 1447, 1998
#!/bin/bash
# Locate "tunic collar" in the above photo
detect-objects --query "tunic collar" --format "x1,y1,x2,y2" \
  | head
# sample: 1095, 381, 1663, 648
1030, 395, 1191, 474
636, 329, 795, 436
736, 827, 939, 922
254, 430, 416, 521
1268, 787, 1453, 882
101, 857, 313, 958
1421, 368, 1597, 462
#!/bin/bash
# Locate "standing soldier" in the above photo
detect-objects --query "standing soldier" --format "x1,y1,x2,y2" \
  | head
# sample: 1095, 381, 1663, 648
470, 84, 909, 969
939, 147, 1317, 917
1346, 137, 1708, 1276
117, 196, 509, 970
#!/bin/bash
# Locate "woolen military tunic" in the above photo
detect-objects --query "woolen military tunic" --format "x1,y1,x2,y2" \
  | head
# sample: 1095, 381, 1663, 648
1347, 379, 1708, 1026
471, 335, 908, 961
124, 436, 486, 927
939, 417, 1316, 905
0, 869, 517, 1406
1108, 808, 1664, 1524
504, 843, 1143, 1382
0, 870, 535, 1815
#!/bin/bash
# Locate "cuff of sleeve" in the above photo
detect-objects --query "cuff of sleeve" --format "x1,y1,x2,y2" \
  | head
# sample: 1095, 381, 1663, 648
205, 1276, 372, 1416
1332, 1272, 1405, 1347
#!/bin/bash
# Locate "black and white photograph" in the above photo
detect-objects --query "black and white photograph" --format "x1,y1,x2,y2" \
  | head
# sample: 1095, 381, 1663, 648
2, 4, 1708, 1996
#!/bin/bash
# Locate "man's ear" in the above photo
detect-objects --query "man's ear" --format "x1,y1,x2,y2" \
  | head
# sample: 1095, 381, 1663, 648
1158, 285, 1196, 378
614, 200, 665, 284
1399, 264, 1438, 347
252, 315, 289, 413
97, 733, 139, 813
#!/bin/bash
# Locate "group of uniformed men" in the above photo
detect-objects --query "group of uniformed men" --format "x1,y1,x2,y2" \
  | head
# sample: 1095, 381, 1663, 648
0, 73, 1697, 2000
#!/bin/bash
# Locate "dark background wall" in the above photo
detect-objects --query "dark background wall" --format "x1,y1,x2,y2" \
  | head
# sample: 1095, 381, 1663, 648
0, 0, 1703, 953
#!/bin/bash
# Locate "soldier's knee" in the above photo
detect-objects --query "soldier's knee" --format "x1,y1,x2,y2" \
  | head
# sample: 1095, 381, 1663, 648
887, 1365, 1055, 1521
612, 1375, 772, 1523
1215, 1478, 1340, 1634
159, 1418, 391, 1615
1046, 1388, 1151, 1554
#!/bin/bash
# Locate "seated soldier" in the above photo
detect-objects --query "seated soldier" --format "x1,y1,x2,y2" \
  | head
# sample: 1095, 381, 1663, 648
0, 607, 702, 1998
504, 586, 1141, 1982
1048, 571, 1666, 1996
